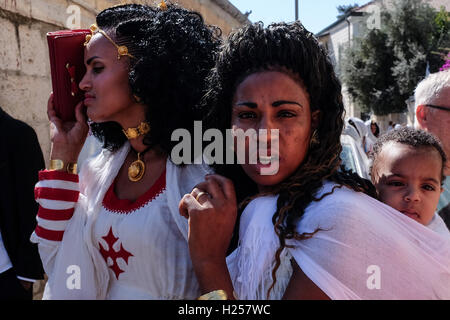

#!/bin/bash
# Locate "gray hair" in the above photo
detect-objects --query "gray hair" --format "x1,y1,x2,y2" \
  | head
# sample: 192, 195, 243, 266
414, 69, 450, 128
414, 70, 450, 108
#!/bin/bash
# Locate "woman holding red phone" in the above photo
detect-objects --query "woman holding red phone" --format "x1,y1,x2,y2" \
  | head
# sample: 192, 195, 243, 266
32, 3, 220, 299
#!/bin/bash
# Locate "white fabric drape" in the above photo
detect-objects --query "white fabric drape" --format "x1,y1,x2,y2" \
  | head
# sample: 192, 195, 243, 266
227, 182, 450, 300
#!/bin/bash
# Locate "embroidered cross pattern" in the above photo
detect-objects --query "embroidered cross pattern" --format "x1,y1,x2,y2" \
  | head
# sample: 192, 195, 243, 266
99, 227, 133, 279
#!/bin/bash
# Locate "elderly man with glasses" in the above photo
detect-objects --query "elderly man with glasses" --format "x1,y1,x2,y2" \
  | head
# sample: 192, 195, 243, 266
415, 69, 450, 229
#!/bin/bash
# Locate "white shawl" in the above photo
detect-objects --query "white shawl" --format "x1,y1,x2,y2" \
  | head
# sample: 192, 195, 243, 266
227, 182, 450, 300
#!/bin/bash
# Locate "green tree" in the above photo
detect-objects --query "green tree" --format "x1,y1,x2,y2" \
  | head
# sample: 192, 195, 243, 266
341, 0, 448, 115
432, 7, 450, 66
336, 3, 360, 19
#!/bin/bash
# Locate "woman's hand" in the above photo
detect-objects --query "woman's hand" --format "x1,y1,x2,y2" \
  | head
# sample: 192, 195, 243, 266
179, 174, 238, 298
179, 174, 237, 265
47, 93, 89, 163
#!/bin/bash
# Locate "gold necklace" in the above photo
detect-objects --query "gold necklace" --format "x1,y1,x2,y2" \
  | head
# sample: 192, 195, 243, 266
128, 147, 151, 182
122, 121, 150, 140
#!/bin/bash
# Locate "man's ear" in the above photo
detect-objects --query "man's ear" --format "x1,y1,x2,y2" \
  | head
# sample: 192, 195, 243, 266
416, 104, 428, 129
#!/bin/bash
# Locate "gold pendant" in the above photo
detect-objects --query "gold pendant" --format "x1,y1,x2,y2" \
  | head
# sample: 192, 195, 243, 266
128, 153, 145, 182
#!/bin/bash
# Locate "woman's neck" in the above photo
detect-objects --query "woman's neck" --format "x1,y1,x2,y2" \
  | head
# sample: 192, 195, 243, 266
129, 141, 167, 165
257, 183, 276, 194
129, 136, 148, 153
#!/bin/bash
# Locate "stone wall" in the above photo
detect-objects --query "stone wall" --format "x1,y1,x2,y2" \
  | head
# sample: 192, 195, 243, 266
175, 0, 249, 36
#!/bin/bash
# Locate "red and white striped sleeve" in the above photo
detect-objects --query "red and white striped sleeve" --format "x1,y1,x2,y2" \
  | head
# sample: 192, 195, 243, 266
34, 170, 80, 241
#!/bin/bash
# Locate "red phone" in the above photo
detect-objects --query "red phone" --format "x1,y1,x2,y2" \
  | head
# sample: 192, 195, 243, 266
47, 29, 91, 121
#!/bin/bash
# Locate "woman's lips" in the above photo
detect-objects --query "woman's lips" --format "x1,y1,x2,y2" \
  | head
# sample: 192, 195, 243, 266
84, 95, 95, 105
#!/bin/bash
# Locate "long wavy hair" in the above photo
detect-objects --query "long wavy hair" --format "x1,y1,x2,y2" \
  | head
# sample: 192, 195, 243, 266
89, 3, 221, 157
203, 21, 377, 297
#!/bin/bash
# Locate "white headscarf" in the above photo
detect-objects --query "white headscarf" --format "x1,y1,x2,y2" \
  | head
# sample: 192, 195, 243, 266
365, 120, 378, 153
348, 117, 368, 139
347, 117, 368, 153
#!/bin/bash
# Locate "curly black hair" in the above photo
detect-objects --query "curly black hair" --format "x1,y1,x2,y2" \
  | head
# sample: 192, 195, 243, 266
202, 21, 377, 297
370, 126, 447, 184
89, 3, 221, 156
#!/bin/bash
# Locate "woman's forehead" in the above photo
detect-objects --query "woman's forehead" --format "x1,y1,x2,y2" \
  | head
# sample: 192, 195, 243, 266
84, 33, 117, 60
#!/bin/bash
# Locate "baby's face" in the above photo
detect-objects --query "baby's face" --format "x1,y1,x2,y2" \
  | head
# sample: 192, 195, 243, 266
372, 142, 443, 225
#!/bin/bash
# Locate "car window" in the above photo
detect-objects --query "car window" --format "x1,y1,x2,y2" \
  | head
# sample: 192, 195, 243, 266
341, 143, 358, 173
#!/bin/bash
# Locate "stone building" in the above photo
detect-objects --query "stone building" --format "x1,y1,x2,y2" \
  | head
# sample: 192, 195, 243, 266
0, 0, 249, 166
0, 0, 248, 300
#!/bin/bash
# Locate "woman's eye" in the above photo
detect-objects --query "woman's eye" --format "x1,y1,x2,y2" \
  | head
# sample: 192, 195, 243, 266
93, 67, 104, 74
238, 112, 256, 119
277, 110, 296, 118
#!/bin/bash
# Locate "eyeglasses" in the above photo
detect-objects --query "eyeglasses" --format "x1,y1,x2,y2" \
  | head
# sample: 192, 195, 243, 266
426, 104, 450, 112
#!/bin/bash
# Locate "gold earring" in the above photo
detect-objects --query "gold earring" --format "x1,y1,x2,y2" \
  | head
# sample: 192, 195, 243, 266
158, 0, 168, 10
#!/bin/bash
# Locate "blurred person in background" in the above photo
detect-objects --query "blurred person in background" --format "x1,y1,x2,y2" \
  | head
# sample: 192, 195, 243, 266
0, 107, 45, 299
365, 120, 379, 154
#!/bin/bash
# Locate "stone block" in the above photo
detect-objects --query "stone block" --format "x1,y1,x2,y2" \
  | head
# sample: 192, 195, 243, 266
0, 17, 20, 70
79, 6, 97, 28
71, 0, 96, 12
30, 0, 69, 28
95, 0, 119, 12
0, 0, 32, 18
176, 0, 200, 11
19, 24, 49, 76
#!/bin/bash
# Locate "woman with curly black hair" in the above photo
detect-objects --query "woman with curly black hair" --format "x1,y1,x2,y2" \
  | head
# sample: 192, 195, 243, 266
31, 3, 220, 299
180, 22, 450, 300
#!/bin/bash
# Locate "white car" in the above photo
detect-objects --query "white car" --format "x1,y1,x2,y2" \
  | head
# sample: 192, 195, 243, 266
340, 133, 371, 180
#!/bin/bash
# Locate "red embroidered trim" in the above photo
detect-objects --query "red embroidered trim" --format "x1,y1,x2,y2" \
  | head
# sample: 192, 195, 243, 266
39, 170, 79, 183
35, 225, 64, 241
38, 207, 74, 221
102, 169, 166, 214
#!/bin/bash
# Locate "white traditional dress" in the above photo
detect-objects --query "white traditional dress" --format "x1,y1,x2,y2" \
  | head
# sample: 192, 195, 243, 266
227, 182, 450, 300
31, 142, 210, 299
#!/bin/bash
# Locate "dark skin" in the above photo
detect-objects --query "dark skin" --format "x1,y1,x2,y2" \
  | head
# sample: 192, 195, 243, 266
282, 261, 330, 300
